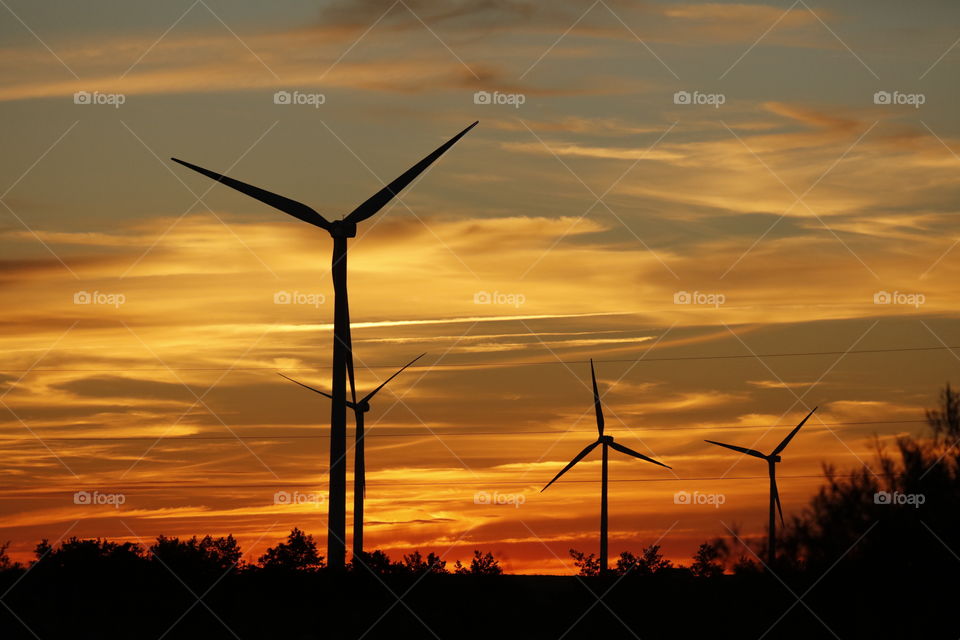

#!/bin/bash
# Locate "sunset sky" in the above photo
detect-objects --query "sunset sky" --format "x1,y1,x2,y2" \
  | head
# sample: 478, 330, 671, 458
2, 0, 960, 574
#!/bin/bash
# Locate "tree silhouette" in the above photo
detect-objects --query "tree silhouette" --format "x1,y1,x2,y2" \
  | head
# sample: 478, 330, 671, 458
354, 549, 396, 575
614, 544, 672, 576
258, 528, 324, 571
33, 537, 145, 573
454, 550, 502, 575
690, 542, 724, 578
926, 382, 960, 446
568, 549, 600, 576
401, 550, 447, 574
0, 541, 18, 571
148, 534, 242, 593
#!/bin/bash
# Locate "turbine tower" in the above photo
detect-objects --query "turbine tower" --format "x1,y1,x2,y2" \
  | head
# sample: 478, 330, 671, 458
541, 359, 671, 574
172, 123, 477, 569
279, 353, 424, 563
705, 406, 816, 566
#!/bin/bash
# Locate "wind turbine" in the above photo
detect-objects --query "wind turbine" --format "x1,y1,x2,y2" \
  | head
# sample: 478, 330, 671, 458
278, 353, 425, 563
172, 122, 477, 570
704, 406, 816, 566
541, 359, 671, 574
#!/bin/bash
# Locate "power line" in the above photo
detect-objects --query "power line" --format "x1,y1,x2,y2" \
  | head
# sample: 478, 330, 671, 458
0, 343, 957, 374
0, 419, 927, 442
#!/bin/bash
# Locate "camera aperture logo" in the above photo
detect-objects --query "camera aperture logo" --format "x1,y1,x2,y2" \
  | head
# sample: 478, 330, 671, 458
73, 90, 126, 108
474, 290, 526, 308
874, 491, 924, 508
274, 490, 324, 507
873, 290, 924, 308
673, 290, 725, 308
673, 90, 726, 108
873, 90, 925, 108
474, 490, 526, 508
274, 290, 325, 308
273, 90, 326, 108
74, 290, 126, 308
73, 490, 126, 509
674, 490, 726, 509
473, 90, 526, 109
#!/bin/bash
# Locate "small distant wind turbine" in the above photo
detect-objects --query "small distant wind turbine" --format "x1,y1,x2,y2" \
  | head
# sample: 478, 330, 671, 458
705, 406, 817, 566
541, 359, 671, 574
279, 353, 425, 563
172, 122, 476, 569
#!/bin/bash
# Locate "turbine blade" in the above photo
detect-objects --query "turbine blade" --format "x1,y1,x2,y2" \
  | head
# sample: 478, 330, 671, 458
361, 353, 426, 404
343, 307, 357, 405
772, 476, 784, 526
278, 373, 357, 410
277, 372, 333, 399
704, 440, 768, 460
772, 406, 817, 455
171, 158, 331, 231
608, 440, 671, 469
541, 441, 600, 492
357, 429, 366, 499
590, 359, 604, 437
344, 122, 478, 224
346, 356, 357, 405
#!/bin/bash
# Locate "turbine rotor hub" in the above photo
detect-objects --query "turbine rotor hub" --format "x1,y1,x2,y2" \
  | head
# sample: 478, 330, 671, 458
329, 219, 357, 238
600, 435, 614, 444
771, 454, 782, 463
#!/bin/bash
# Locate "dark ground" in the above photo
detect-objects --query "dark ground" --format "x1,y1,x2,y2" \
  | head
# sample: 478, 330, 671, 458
0, 564, 947, 639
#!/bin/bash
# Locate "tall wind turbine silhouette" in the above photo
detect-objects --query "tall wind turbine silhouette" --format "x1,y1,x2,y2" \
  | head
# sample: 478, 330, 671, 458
278, 353, 424, 563
172, 122, 477, 569
705, 406, 816, 566
541, 359, 671, 574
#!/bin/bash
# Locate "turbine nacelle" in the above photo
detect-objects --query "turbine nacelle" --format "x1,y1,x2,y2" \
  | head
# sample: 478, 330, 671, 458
770, 454, 782, 463
329, 219, 357, 238
599, 435, 614, 445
